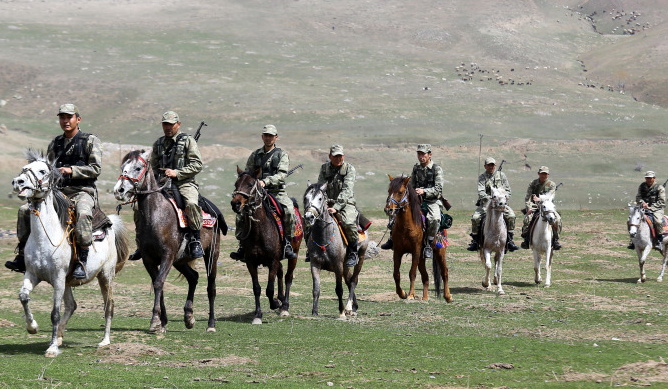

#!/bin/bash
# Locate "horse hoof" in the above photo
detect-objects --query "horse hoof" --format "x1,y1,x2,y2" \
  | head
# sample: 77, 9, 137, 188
637, 278, 645, 284
346, 311, 357, 317
206, 327, 216, 333
498, 290, 506, 296
535, 280, 541, 285
279, 310, 290, 318
481, 281, 489, 289
185, 316, 196, 329
98, 339, 111, 348
337, 314, 347, 321
27, 320, 38, 334
658, 277, 663, 283
252, 318, 262, 325
445, 295, 453, 303
544, 284, 551, 289
45, 347, 60, 358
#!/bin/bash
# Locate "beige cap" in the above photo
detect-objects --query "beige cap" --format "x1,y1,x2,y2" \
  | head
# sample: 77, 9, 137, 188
57, 103, 79, 116
484, 157, 496, 165
161, 111, 180, 124
262, 124, 278, 136
417, 144, 432, 153
538, 166, 549, 174
645, 171, 656, 178
330, 144, 344, 156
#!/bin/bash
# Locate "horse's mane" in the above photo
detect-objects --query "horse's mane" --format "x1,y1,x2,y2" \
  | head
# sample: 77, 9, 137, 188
389, 176, 422, 226
122, 150, 147, 165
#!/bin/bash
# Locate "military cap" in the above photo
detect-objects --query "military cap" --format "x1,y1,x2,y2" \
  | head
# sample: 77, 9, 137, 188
262, 124, 278, 136
484, 157, 496, 165
645, 171, 656, 178
538, 166, 550, 174
416, 144, 432, 153
330, 144, 344, 156
57, 103, 79, 116
161, 111, 180, 124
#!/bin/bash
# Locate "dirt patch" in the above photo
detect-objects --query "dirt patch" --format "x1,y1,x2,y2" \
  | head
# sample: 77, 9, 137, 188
0, 318, 16, 328
366, 291, 399, 302
162, 356, 257, 368
562, 359, 668, 384
96, 342, 168, 364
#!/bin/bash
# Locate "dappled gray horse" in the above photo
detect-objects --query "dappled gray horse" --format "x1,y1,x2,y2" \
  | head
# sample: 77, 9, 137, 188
480, 186, 508, 295
12, 149, 129, 357
303, 183, 369, 318
628, 204, 668, 283
530, 194, 558, 287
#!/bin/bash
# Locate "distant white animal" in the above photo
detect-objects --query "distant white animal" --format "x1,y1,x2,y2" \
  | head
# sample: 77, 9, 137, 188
628, 204, 668, 283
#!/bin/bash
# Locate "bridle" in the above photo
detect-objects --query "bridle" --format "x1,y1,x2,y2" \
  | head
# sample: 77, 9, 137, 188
628, 205, 644, 231
21, 164, 52, 195
304, 187, 336, 250
116, 156, 169, 211
386, 190, 409, 215
539, 200, 556, 222
231, 174, 265, 240
117, 155, 149, 191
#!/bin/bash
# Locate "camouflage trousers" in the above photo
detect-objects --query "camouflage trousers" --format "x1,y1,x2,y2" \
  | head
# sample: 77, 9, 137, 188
235, 190, 295, 241
423, 201, 442, 239
17, 190, 95, 247
178, 182, 202, 231
521, 206, 562, 238
471, 204, 516, 235
648, 210, 665, 238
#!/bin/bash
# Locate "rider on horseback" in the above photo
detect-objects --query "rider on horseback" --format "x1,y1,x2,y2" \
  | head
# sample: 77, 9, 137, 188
312, 144, 360, 267
629, 171, 666, 251
520, 166, 562, 250
231, 125, 298, 261
5, 104, 102, 279
467, 157, 519, 252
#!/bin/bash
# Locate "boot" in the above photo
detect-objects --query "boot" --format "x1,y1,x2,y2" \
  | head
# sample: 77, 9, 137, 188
284, 241, 297, 260
521, 233, 530, 250
466, 234, 479, 251
423, 237, 434, 259
345, 241, 359, 268
380, 237, 393, 250
5, 242, 26, 273
128, 249, 142, 261
230, 243, 246, 262
507, 232, 519, 252
552, 236, 562, 250
627, 241, 635, 250
189, 230, 204, 261
72, 247, 88, 280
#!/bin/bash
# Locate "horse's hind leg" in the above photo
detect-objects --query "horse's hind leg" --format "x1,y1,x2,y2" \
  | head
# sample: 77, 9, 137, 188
494, 254, 505, 295
266, 261, 282, 311
46, 278, 66, 358
311, 264, 322, 316
174, 262, 199, 330
248, 265, 263, 324
58, 286, 77, 347
344, 267, 359, 316
335, 273, 345, 319
437, 252, 453, 303
205, 252, 218, 332
533, 249, 543, 284
658, 252, 667, 282
407, 249, 421, 300
97, 275, 113, 347
280, 257, 298, 317
544, 249, 553, 288
19, 273, 40, 335
637, 246, 650, 283
417, 256, 429, 301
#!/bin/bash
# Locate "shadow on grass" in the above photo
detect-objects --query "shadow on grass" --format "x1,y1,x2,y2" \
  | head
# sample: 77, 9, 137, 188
504, 281, 538, 288
596, 277, 639, 284
448, 286, 486, 294
0, 342, 51, 355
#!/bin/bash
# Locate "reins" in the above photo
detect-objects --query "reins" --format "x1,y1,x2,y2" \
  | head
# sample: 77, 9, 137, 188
233, 176, 265, 241
116, 156, 172, 213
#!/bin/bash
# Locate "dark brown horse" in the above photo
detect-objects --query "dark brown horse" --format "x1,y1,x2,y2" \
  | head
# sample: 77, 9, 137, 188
113, 150, 225, 333
385, 175, 452, 301
231, 167, 302, 324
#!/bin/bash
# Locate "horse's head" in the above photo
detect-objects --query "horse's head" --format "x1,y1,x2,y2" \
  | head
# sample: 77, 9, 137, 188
384, 175, 411, 217
538, 194, 557, 224
231, 166, 262, 214
303, 182, 328, 227
628, 203, 644, 238
114, 150, 151, 202
489, 186, 508, 209
12, 149, 57, 201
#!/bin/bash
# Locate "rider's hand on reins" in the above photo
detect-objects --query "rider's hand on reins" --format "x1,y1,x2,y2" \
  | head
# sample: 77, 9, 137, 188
160, 168, 178, 178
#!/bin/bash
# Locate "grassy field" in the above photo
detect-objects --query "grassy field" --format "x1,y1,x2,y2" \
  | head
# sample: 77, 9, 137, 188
1, 209, 667, 388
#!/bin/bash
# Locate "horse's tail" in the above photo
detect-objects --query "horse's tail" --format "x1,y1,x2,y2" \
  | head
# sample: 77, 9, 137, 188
432, 258, 442, 297
109, 214, 130, 274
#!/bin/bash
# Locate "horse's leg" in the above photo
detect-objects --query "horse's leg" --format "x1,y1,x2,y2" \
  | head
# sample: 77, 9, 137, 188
45, 278, 66, 357
204, 250, 218, 332
145, 260, 171, 333
276, 261, 285, 303
173, 262, 199, 330
481, 250, 492, 290
311, 263, 322, 316
57, 286, 77, 347
637, 245, 650, 283
533, 248, 542, 285
438, 251, 453, 303
280, 257, 297, 317
658, 246, 667, 282
417, 254, 429, 301
344, 265, 359, 316
335, 272, 345, 320
544, 247, 553, 288
407, 249, 421, 300
19, 273, 40, 334
247, 264, 263, 324
97, 274, 113, 347
393, 252, 407, 299
266, 261, 281, 311
495, 252, 505, 295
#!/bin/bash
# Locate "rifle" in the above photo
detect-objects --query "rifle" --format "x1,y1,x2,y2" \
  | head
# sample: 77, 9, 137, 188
287, 163, 303, 176
497, 159, 507, 171
193, 121, 207, 142
555, 182, 563, 191
662, 178, 668, 188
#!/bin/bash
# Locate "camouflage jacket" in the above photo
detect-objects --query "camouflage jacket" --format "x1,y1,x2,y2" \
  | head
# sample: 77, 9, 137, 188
409, 161, 443, 204
150, 130, 202, 186
47, 131, 102, 197
477, 170, 511, 201
317, 161, 356, 211
636, 182, 666, 213
245, 146, 289, 194
524, 179, 556, 209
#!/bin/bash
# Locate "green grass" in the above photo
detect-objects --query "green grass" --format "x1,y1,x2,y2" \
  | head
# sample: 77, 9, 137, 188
1, 210, 667, 388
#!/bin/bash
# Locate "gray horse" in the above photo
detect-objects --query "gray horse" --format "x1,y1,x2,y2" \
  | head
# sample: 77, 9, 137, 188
303, 183, 369, 318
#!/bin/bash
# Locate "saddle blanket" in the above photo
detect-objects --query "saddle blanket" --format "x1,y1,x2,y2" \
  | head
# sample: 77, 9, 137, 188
271, 206, 304, 243
168, 198, 217, 229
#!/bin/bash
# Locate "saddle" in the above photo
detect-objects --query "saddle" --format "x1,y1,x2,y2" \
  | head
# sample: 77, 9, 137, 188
162, 187, 223, 231
643, 214, 668, 239
91, 207, 113, 241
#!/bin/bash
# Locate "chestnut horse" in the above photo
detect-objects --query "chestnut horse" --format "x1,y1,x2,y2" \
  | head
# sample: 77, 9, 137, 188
113, 150, 225, 333
231, 167, 303, 324
384, 175, 452, 301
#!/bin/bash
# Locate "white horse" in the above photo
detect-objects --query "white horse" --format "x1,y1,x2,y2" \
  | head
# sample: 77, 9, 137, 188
11, 149, 130, 357
480, 186, 508, 295
628, 204, 668, 283
529, 194, 558, 287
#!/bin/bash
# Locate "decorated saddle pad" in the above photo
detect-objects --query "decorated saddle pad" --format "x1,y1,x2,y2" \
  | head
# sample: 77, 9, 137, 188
168, 198, 217, 229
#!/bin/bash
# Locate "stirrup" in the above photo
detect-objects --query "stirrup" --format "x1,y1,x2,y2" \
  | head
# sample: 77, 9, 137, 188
5, 255, 26, 273
345, 252, 359, 268
72, 262, 87, 280
466, 240, 479, 251
423, 245, 433, 259
284, 242, 297, 260
380, 238, 393, 250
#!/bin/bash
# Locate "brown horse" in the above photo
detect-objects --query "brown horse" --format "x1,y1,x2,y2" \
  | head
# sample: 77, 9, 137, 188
385, 175, 452, 301
231, 167, 303, 324
113, 150, 225, 333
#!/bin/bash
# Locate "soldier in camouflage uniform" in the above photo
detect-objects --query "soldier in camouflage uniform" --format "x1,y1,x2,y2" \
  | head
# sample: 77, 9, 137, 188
629, 170, 666, 250
381, 144, 444, 259
466, 157, 519, 252
230, 124, 297, 261
5, 104, 102, 279
315, 144, 359, 267
520, 166, 562, 250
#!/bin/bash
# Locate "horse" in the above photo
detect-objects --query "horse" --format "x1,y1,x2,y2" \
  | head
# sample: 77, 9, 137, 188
479, 186, 508, 295
113, 150, 224, 333
303, 182, 368, 318
11, 149, 130, 357
384, 175, 452, 301
230, 167, 303, 324
628, 204, 668, 283
528, 194, 558, 287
